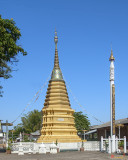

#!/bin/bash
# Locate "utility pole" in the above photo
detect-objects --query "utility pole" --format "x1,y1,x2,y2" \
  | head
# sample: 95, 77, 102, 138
116, 123, 124, 140
23, 131, 24, 142
0, 120, 2, 132
6, 120, 8, 148
12, 130, 13, 142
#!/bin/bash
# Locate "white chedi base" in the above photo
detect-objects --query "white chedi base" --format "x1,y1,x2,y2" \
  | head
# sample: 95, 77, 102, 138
33, 143, 38, 154
39, 143, 46, 154
50, 142, 57, 154
18, 142, 24, 156
28, 148, 33, 154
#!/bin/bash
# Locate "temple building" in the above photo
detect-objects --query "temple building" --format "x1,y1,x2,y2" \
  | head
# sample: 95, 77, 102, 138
37, 31, 81, 143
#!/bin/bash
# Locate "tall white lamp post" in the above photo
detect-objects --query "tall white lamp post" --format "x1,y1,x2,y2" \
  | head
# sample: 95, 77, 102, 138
109, 49, 116, 153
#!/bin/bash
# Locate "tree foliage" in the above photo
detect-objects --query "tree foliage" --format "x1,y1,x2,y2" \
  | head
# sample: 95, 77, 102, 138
13, 123, 23, 138
74, 111, 90, 131
13, 109, 42, 134
12, 110, 42, 141
21, 110, 42, 133
0, 15, 27, 96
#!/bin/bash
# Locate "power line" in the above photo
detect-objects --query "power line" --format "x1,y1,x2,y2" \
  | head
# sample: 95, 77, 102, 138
11, 72, 51, 124
63, 74, 104, 124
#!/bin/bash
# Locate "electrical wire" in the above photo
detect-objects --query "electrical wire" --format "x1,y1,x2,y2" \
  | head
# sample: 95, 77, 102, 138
11, 72, 51, 124
62, 73, 104, 124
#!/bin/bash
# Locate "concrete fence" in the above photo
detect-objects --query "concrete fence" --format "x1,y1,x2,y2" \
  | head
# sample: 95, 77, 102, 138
11, 141, 101, 154
84, 141, 101, 151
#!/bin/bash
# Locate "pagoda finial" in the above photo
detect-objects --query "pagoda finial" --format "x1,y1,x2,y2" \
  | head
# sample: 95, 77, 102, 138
54, 29, 58, 49
51, 30, 63, 81
54, 29, 59, 69
109, 49, 115, 61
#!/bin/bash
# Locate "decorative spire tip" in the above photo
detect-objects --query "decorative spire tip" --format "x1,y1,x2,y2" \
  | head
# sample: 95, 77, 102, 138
109, 49, 115, 61
54, 29, 58, 48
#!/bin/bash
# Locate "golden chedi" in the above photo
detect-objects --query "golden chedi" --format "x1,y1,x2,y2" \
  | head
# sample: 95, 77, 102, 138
37, 31, 81, 143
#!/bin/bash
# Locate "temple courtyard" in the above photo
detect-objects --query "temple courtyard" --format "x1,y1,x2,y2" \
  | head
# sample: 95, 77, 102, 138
0, 151, 128, 160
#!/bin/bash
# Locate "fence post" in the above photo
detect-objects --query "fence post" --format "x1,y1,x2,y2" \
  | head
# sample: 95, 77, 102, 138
108, 136, 111, 153
115, 136, 118, 152
124, 136, 126, 153
101, 136, 103, 151
112, 135, 116, 153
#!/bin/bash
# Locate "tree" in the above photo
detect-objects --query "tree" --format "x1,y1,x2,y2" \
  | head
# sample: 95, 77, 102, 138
10, 124, 23, 141
13, 110, 42, 141
74, 111, 90, 132
21, 110, 42, 133
0, 15, 27, 96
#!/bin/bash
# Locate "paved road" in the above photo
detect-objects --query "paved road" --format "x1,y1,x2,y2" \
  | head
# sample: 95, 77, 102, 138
0, 151, 127, 160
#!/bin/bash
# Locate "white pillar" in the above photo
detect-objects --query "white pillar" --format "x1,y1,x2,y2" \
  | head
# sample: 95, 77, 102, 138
112, 135, 116, 153
101, 136, 103, 151
119, 126, 120, 140
124, 136, 126, 153
20, 132, 22, 142
108, 136, 111, 153
115, 136, 118, 152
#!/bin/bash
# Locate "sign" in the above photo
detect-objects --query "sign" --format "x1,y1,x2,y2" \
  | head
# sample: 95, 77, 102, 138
58, 118, 64, 121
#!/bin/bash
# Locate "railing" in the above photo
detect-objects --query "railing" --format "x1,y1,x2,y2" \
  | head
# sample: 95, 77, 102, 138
11, 141, 101, 153
11, 142, 58, 154
84, 141, 100, 151
101, 136, 127, 153
11, 142, 35, 153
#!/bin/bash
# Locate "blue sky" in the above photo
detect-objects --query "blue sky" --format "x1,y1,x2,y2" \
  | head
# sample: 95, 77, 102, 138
0, 0, 128, 128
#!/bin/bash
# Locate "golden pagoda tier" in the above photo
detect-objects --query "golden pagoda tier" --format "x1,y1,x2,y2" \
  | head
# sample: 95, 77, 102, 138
37, 31, 81, 143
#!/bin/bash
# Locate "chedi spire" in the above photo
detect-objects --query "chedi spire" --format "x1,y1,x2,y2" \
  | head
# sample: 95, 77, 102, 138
54, 29, 59, 69
51, 30, 63, 81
